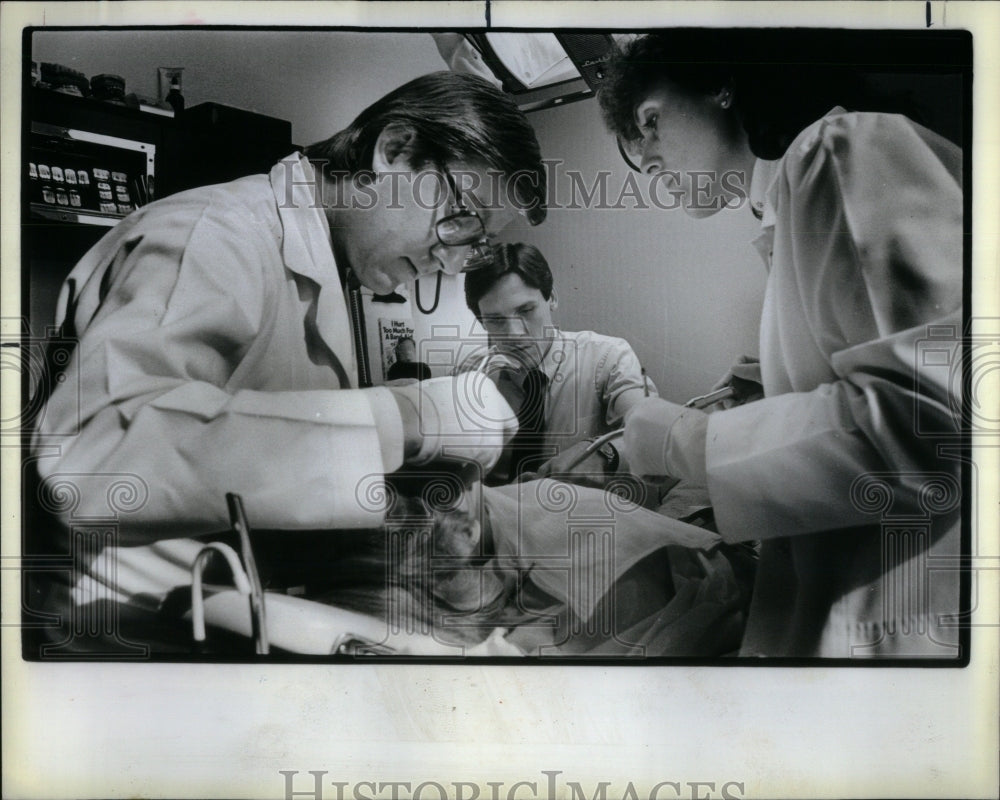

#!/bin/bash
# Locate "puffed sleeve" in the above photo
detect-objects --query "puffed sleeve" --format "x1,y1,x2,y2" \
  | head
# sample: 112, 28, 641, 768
32, 197, 402, 540
706, 113, 963, 541
601, 337, 658, 428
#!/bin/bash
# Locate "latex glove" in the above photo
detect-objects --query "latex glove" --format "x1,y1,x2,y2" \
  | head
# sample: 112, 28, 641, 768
622, 397, 709, 483
389, 373, 518, 470
709, 355, 764, 409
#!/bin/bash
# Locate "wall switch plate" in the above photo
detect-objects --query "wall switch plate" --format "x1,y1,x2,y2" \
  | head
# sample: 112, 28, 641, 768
157, 67, 184, 103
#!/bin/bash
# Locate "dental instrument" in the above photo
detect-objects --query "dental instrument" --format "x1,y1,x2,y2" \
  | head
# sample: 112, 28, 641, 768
226, 492, 269, 655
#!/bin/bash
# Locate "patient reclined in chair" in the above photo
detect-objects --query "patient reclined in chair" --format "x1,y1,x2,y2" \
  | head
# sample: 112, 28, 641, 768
294, 477, 753, 657
24, 468, 751, 658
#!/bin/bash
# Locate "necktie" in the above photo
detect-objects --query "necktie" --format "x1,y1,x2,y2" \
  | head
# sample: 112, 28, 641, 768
510, 368, 548, 477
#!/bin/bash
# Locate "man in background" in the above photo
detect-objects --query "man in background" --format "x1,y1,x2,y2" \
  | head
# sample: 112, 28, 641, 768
461, 242, 655, 487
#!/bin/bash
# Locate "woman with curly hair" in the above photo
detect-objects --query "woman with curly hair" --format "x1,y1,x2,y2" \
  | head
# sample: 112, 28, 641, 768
599, 30, 963, 657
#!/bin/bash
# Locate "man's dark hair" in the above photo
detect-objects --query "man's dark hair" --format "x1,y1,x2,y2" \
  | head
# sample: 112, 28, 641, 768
464, 242, 553, 319
598, 30, 886, 160
304, 71, 546, 224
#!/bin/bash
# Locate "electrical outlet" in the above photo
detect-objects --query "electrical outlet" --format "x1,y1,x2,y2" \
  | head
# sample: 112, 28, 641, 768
157, 67, 184, 103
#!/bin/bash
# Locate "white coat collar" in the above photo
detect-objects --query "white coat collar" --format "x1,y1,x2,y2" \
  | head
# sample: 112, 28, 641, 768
269, 153, 358, 387
749, 158, 780, 269
269, 153, 337, 286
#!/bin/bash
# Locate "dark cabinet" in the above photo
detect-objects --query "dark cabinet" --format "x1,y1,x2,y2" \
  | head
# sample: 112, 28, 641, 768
23, 88, 295, 333
168, 102, 296, 195
24, 89, 169, 333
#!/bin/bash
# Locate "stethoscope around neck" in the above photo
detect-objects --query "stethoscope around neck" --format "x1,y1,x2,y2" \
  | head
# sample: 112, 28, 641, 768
414, 272, 443, 314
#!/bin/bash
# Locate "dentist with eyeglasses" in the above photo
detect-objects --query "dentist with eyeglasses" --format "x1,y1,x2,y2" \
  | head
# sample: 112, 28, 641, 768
30, 72, 546, 651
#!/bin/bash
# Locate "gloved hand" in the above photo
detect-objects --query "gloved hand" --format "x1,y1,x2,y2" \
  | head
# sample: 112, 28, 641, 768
709, 355, 764, 408
621, 396, 709, 483
389, 373, 518, 470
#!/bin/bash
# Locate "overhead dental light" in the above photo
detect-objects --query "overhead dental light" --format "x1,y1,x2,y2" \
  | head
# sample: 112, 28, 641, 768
434, 32, 618, 112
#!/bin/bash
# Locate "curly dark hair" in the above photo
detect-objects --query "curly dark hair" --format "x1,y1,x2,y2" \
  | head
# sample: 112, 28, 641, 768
599, 30, 882, 160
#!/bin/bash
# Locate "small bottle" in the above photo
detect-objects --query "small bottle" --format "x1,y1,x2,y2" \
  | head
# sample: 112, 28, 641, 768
166, 78, 184, 114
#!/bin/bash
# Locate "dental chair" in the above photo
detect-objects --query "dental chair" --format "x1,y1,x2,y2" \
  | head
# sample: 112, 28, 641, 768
23, 455, 749, 659
188, 463, 502, 658
188, 561, 473, 657
189, 461, 753, 659
186, 495, 481, 657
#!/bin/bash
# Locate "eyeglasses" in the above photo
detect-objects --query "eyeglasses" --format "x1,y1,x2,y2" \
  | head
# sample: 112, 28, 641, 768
617, 135, 643, 173
436, 168, 494, 272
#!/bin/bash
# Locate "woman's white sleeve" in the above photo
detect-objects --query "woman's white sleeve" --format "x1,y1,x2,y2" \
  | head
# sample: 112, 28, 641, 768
706, 114, 963, 541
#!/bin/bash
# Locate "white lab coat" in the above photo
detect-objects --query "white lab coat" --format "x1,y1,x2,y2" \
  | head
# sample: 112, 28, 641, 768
32, 154, 404, 610
706, 110, 963, 657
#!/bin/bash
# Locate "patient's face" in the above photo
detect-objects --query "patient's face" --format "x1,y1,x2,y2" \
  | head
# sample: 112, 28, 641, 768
477, 273, 556, 369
